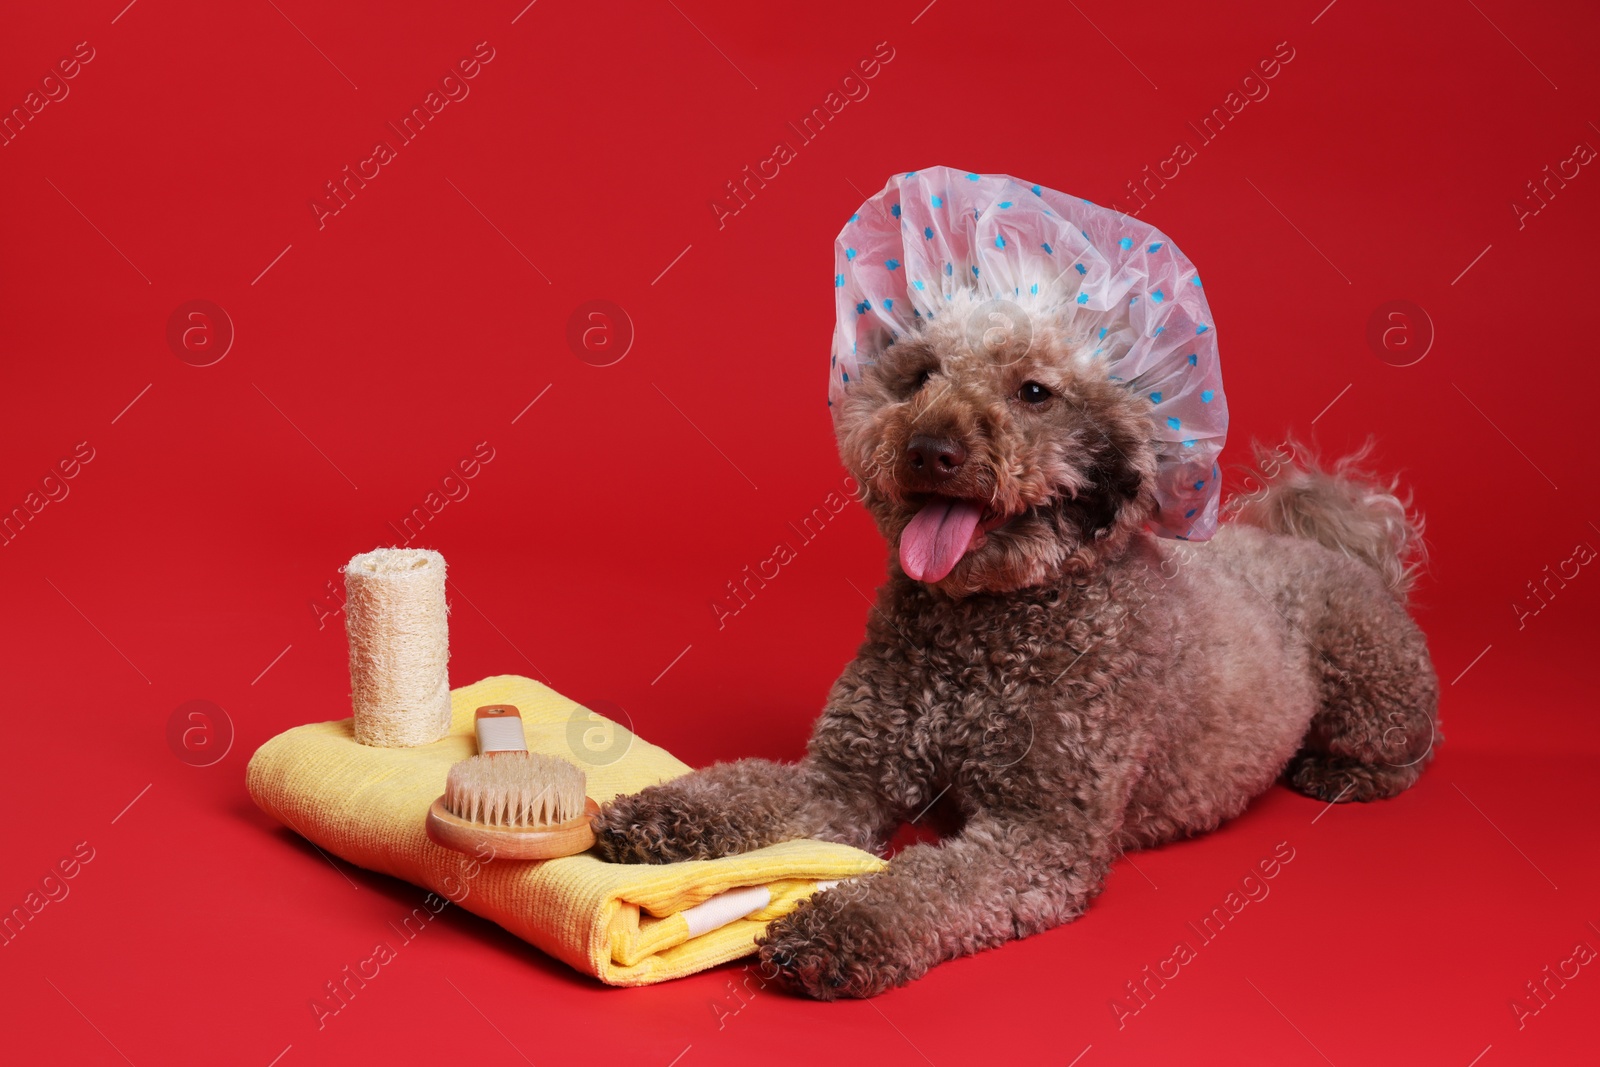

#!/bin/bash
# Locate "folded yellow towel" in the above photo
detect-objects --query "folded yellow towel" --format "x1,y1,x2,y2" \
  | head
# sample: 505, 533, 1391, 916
246, 674, 886, 986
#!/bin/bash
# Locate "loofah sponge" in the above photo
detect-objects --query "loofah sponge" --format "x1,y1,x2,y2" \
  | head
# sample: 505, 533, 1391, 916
344, 547, 451, 746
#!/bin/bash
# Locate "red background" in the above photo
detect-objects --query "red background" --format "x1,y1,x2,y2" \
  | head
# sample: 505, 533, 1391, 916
2, 1, 1596, 1064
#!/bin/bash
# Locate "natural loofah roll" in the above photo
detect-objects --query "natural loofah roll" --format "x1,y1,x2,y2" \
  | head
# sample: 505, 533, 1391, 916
344, 547, 451, 747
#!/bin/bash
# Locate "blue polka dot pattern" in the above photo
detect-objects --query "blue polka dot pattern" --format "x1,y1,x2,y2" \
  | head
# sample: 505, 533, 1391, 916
830, 166, 1227, 541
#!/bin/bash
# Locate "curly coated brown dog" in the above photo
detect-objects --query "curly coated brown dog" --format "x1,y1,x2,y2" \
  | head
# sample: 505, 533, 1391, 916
595, 289, 1440, 999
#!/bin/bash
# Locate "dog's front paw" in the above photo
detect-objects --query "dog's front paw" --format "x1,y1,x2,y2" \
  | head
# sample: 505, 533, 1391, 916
592, 787, 728, 864
755, 887, 918, 1000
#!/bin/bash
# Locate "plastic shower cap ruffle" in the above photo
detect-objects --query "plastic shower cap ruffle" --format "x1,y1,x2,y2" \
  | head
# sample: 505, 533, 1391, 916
830, 166, 1228, 541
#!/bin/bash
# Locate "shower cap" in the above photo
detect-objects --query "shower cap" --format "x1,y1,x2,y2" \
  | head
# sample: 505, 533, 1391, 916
830, 166, 1228, 541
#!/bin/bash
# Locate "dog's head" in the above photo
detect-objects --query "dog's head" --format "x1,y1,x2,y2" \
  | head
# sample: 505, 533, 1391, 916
835, 292, 1159, 596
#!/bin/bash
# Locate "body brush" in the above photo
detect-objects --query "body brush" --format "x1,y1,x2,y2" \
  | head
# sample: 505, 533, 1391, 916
426, 705, 599, 860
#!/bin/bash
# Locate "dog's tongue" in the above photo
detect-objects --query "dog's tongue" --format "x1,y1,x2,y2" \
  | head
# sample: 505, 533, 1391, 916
899, 499, 984, 583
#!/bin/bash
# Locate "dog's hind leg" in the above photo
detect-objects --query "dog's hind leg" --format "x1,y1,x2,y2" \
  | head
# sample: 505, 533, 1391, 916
1235, 442, 1439, 803
1285, 577, 1440, 803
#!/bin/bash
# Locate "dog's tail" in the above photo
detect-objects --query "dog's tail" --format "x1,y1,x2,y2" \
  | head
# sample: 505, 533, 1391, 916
1229, 439, 1425, 603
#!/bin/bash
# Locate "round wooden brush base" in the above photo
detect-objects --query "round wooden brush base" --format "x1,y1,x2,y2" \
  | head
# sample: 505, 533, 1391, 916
426, 796, 600, 860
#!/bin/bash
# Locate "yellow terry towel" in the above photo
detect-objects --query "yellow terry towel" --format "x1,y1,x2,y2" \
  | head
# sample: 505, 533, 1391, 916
246, 674, 885, 986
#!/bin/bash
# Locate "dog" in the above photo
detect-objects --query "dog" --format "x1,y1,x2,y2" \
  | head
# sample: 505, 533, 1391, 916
594, 285, 1440, 999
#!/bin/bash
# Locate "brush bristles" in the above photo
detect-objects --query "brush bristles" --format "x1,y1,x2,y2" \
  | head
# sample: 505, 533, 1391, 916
443, 753, 586, 827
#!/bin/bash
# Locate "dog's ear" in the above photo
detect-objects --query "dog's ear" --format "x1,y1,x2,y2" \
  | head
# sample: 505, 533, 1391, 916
1065, 397, 1155, 542
1074, 457, 1144, 541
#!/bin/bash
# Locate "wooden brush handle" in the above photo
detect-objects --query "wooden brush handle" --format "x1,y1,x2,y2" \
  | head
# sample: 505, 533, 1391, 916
474, 705, 528, 755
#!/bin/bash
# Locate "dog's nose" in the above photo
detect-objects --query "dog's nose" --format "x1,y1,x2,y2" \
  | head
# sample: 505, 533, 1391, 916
905, 435, 967, 482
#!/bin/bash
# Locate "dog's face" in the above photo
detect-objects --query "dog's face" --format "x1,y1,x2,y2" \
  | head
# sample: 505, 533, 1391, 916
835, 293, 1159, 597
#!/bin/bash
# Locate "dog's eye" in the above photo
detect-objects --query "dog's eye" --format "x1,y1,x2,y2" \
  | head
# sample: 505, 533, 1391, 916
912, 368, 932, 391
1018, 381, 1052, 404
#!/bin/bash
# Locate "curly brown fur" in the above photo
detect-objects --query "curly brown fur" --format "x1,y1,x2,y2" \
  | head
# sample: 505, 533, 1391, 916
595, 292, 1440, 999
